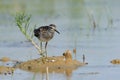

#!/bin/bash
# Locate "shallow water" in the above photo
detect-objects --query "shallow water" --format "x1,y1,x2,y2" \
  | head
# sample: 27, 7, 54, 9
0, 0, 120, 80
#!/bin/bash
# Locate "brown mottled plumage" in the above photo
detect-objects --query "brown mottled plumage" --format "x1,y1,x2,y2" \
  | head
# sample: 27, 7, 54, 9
34, 24, 60, 57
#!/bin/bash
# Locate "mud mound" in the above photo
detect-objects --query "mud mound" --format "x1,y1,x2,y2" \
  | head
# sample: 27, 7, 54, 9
16, 50, 87, 73
0, 66, 15, 75
111, 59, 120, 64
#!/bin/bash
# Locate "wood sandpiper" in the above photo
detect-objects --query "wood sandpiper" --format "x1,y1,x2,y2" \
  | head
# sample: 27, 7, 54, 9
34, 24, 60, 57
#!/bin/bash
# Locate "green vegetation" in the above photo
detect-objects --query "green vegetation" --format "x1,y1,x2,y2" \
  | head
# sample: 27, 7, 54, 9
15, 13, 32, 39
15, 12, 45, 57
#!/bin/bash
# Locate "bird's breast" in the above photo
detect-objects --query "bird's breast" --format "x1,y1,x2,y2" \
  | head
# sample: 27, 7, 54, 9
39, 31, 54, 42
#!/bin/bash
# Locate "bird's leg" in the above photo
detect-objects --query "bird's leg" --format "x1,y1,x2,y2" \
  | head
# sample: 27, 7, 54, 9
40, 42, 43, 55
45, 42, 48, 57
40, 42, 42, 50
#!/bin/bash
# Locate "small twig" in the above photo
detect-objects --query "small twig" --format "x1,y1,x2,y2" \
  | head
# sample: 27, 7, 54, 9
83, 54, 85, 63
29, 38, 42, 54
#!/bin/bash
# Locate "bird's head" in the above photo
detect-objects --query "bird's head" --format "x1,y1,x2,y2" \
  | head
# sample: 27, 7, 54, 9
49, 24, 60, 34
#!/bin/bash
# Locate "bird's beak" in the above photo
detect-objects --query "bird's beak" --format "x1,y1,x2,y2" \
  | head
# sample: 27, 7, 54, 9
55, 29, 60, 34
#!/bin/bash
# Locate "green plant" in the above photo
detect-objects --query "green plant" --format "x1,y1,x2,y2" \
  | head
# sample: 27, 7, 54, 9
15, 12, 44, 57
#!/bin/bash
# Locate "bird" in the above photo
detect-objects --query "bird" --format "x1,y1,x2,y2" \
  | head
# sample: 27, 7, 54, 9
34, 24, 60, 57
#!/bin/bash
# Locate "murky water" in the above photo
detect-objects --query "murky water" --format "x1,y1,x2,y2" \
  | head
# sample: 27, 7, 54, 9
0, 0, 120, 80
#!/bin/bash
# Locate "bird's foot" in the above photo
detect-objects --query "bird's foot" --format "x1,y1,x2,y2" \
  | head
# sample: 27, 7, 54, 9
39, 50, 46, 57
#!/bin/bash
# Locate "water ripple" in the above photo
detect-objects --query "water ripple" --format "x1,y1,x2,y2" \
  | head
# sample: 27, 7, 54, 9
0, 41, 33, 47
